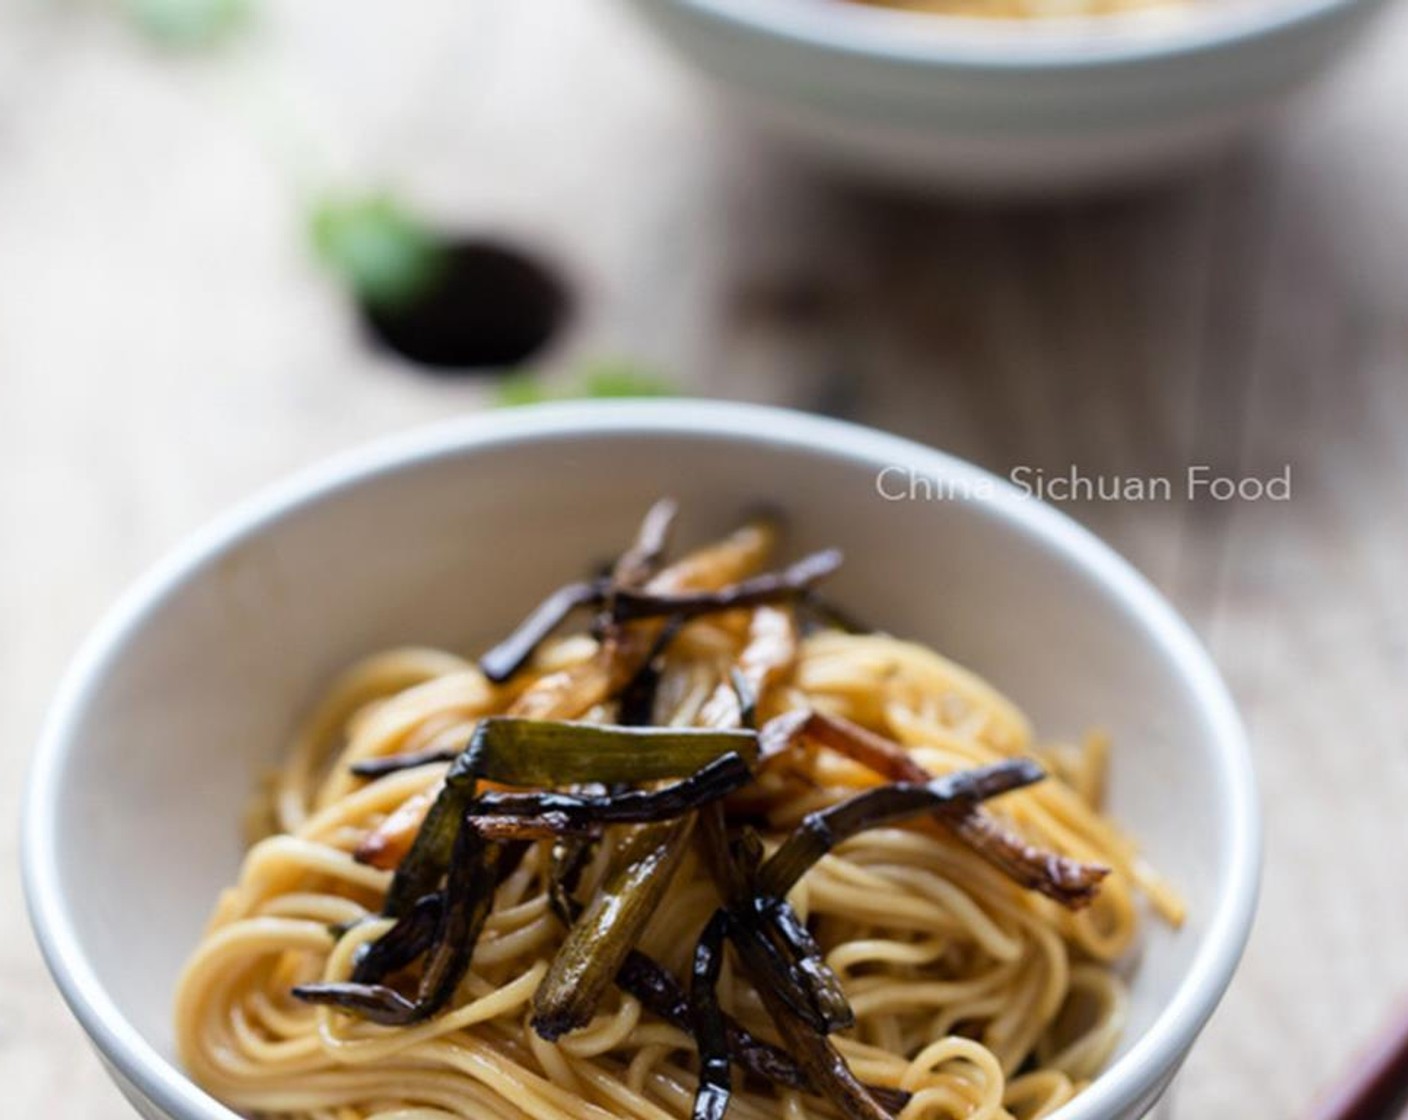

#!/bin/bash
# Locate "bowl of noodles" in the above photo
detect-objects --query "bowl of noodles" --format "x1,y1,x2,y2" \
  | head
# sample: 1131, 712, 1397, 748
620, 0, 1386, 193
23, 400, 1258, 1120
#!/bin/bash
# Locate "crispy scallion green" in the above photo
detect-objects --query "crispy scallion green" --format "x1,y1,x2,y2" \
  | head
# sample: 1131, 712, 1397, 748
614, 950, 911, 1113
548, 834, 596, 928
611, 497, 679, 589
690, 910, 733, 1120
757, 759, 1045, 899
698, 803, 854, 1035
476, 498, 680, 685
349, 893, 442, 983
380, 718, 755, 917
478, 579, 607, 684
532, 818, 695, 1041
751, 975, 893, 1120
617, 616, 686, 727
759, 711, 1108, 908
464, 718, 759, 786
295, 833, 513, 1025
350, 745, 459, 779
611, 549, 844, 624
469, 752, 751, 830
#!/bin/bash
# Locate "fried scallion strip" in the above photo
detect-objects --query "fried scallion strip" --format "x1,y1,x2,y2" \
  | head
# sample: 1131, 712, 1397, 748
751, 975, 893, 1120
545, 844, 900, 1109
470, 752, 751, 831
294, 830, 510, 1025
463, 719, 759, 787
348, 892, 442, 983
479, 579, 607, 684
691, 806, 889, 1120
350, 745, 459, 779
533, 818, 695, 1041
610, 497, 680, 590
761, 710, 1109, 908
478, 499, 679, 685
613, 951, 912, 1114
374, 719, 756, 913
356, 512, 780, 867
617, 616, 686, 727
698, 604, 799, 731
612, 550, 843, 625
697, 805, 854, 1035
689, 909, 734, 1120
757, 758, 1046, 898
508, 510, 773, 723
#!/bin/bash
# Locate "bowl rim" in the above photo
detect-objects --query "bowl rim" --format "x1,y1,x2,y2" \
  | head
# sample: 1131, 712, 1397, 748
23, 399, 1260, 1120
652, 0, 1371, 70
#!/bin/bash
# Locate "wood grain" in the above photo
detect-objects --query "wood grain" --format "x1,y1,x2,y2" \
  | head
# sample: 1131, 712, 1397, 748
2, 0, 1406, 1116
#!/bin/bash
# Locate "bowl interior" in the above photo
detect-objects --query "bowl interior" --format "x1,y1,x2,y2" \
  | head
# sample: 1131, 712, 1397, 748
30, 408, 1250, 1118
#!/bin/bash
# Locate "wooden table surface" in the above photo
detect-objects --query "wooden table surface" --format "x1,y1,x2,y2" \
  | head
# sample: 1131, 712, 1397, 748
3, 0, 1407, 1115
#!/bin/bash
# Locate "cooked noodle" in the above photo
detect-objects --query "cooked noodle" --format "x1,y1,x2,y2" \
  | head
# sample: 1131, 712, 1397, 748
176, 521, 1179, 1120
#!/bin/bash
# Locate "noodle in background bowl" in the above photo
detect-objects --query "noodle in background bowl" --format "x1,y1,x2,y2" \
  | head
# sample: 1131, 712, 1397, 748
619, 0, 1389, 195
22, 400, 1259, 1120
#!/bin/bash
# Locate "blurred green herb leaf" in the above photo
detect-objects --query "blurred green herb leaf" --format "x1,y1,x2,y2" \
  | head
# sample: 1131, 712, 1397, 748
123, 0, 249, 49
494, 374, 556, 408
494, 361, 676, 408
311, 195, 448, 312
577, 361, 675, 399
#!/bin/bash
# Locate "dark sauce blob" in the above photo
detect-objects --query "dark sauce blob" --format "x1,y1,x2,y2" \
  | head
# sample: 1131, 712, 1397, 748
363, 241, 568, 373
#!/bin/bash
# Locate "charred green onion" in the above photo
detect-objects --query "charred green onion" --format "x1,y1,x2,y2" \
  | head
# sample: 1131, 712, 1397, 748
349, 892, 442, 983
697, 804, 855, 1036
751, 896, 854, 1032
950, 810, 1110, 908
757, 759, 1045, 898
614, 951, 910, 1114
617, 616, 686, 727
729, 667, 758, 730
611, 549, 844, 624
690, 807, 892, 1120
533, 818, 695, 1041
288, 979, 421, 1025
541, 837, 881, 1111
477, 499, 680, 684
544, 842, 898, 1109
351, 745, 459, 779
760, 710, 1109, 909
296, 832, 511, 1025
751, 977, 893, 1120
470, 752, 751, 831
479, 579, 607, 684
382, 719, 756, 917
690, 910, 733, 1120
548, 834, 596, 928
610, 497, 679, 590
410, 827, 508, 1020
464, 718, 759, 786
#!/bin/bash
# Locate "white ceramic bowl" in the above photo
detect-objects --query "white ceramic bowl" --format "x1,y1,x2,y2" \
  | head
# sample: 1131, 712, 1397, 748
24, 401, 1259, 1120
621, 0, 1386, 194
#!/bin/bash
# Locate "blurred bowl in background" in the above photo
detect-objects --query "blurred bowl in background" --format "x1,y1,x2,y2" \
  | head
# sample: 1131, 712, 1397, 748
620, 0, 1388, 195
